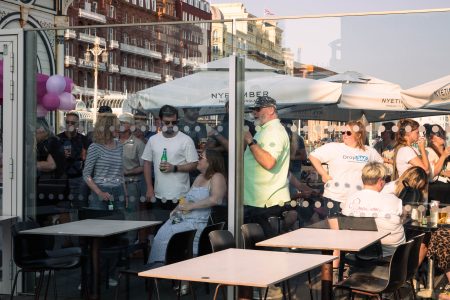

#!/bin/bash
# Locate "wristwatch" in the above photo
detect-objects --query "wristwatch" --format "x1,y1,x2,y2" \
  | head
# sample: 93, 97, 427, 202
173, 165, 178, 172
248, 139, 257, 147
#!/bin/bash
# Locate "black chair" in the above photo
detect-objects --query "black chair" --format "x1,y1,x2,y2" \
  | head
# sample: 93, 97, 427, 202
406, 233, 425, 300
11, 221, 82, 300
334, 240, 414, 300
240, 223, 266, 250
115, 229, 197, 300
208, 230, 236, 300
208, 230, 236, 252
197, 222, 225, 257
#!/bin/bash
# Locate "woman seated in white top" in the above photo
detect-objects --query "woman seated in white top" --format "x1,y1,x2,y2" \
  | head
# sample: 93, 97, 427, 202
392, 119, 429, 180
343, 162, 405, 257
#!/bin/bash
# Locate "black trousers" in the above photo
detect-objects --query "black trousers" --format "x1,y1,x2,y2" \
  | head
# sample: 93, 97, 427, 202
244, 205, 283, 238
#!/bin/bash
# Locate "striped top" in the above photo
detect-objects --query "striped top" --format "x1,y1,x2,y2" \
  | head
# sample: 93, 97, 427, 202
83, 140, 124, 187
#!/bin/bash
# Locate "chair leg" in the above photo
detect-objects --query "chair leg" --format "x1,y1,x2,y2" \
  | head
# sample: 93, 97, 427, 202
189, 282, 197, 300
263, 287, 269, 300
154, 279, 161, 300
10, 269, 22, 300
410, 278, 417, 300
114, 273, 122, 300
307, 271, 314, 300
286, 280, 292, 300
177, 281, 182, 300
44, 270, 51, 300
53, 270, 58, 300
213, 284, 223, 300
35, 270, 46, 300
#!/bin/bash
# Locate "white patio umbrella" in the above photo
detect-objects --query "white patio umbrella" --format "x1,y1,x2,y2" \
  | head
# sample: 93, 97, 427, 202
128, 57, 342, 115
401, 74, 450, 110
279, 71, 446, 122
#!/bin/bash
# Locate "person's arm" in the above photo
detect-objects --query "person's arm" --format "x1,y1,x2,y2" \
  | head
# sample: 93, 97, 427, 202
143, 160, 155, 201
208, 128, 229, 151
177, 173, 227, 211
243, 130, 276, 170
430, 147, 450, 177
309, 155, 332, 183
408, 141, 430, 174
289, 172, 315, 197
37, 153, 56, 172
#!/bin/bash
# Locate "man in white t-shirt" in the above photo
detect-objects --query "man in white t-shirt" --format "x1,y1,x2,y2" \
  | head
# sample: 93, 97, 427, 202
342, 162, 405, 257
142, 105, 198, 221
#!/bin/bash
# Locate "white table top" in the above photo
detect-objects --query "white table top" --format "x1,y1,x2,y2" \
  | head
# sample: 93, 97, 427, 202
139, 248, 336, 288
256, 228, 389, 252
20, 219, 161, 237
0, 216, 17, 223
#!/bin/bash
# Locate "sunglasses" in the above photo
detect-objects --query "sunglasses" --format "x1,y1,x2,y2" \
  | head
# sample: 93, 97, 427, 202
65, 121, 78, 125
162, 120, 178, 126
341, 131, 353, 136
251, 106, 272, 112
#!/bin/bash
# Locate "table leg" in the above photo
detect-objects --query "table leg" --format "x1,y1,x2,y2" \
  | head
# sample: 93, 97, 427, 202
321, 250, 333, 300
90, 238, 100, 300
417, 256, 435, 299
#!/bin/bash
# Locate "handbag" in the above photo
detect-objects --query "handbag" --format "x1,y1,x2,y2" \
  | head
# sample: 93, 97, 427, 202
398, 180, 423, 205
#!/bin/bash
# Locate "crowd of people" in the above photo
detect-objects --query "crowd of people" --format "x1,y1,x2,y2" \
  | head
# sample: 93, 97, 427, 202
35, 96, 450, 297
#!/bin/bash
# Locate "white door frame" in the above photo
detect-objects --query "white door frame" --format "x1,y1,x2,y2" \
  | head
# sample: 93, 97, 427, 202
0, 28, 24, 295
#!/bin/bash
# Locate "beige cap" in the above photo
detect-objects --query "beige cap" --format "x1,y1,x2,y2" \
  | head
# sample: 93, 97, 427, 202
118, 112, 135, 124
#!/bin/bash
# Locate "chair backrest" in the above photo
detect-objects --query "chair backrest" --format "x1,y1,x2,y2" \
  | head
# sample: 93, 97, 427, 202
197, 222, 225, 256
78, 208, 125, 221
241, 223, 266, 250
406, 233, 425, 281
165, 229, 197, 265
11, 221, 54, 266
384, 240, 413, 293
208, 230, 236, 252
337, 216, 378, 231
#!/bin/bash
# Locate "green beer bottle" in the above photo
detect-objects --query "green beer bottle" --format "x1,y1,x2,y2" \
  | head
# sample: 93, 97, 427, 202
160, 148, 168, 172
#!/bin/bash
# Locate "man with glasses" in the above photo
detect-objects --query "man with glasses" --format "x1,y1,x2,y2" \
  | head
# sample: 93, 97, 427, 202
142, 105, 198, 221
57, 111, 89, 208
243, 96, 291, 238
118, 113, 146, 219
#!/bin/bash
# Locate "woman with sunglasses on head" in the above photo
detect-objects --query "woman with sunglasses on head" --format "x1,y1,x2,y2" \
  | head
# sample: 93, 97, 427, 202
148, 149, 226, 264
392, 119, 430, 180
309, 120, 383, 217
425, 124, 450, 203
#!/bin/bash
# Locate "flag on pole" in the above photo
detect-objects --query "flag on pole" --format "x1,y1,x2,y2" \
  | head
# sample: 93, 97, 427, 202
264, 8, 275, 16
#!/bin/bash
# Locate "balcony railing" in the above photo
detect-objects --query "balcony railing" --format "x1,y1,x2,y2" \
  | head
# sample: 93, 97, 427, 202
109, 40, 119, 49
78, 33, 106, 47
173, 57, 180, 65
164, 53, 174, 62
64, 29, 77, 39
64, 56, 77, 66
120, 66, 162, 81
78, 58, 106, 71
120, 43, 162, 59
165, 75, 174, 81
108, 64, 120, 73
182, 58, 199, 68
78, 8, 107, 23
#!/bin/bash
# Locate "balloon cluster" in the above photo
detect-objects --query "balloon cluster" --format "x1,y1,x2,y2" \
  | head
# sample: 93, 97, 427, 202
37, 74, 76, 117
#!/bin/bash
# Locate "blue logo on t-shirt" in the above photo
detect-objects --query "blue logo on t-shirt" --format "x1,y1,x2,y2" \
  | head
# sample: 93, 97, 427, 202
343, 154, 369, 163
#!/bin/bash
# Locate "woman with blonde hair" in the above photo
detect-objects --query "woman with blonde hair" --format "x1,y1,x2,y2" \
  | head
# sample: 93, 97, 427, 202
310, 120, 383, 216
83, 113, 128, 210
383, 166, 429, 201
392, 119, 429, 180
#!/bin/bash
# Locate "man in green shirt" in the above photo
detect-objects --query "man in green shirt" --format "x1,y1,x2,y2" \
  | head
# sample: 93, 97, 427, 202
243, 96, 291, 237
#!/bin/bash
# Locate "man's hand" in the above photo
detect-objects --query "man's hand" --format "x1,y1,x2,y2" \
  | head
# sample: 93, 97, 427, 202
244, 131, 253, 145
159, 161, 174, 172
145, 189, 155, 203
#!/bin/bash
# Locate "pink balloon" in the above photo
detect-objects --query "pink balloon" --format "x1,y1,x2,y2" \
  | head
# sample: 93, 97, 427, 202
41, 93, 61, 110
37, 74, 49, 97
37, 104, 49, 117
64, 77, 74, 93
46, 75, 66, 94
59, 92, 76, 111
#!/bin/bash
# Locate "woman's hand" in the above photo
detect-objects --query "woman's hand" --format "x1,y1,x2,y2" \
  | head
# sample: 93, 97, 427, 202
443, 146, 450, 158
97, 191, 111, 201
417, 137, 427, 150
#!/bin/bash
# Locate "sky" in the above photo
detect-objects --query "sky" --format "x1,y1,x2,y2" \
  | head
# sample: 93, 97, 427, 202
210, 0, 450, 88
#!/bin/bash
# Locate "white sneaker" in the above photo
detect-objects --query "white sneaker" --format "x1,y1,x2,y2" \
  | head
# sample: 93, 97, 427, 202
108, 278, 118, 287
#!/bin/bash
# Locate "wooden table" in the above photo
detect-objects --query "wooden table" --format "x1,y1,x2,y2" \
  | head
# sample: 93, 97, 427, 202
256, 228, 389, 300
139, 248, 336, 300
21, 219, 161, 300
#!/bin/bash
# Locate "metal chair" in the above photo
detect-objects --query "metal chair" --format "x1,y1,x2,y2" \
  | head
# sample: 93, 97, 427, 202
11, 221, 82, 300
406, 233, 425, 300
240, 223, 266, 250
334, 240, 414, 300
115, 229, 197, 300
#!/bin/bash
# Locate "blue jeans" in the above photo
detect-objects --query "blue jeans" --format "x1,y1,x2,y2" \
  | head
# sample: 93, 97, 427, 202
89, 185, 126, 211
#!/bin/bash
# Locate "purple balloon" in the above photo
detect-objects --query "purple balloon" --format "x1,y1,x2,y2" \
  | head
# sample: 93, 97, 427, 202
46, 75, 66, 94
37, 104, 49, 117
64, 77, 74, 93
41, 93, 61, 111
37, 74, 49, 97
59, 92, 76, 111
